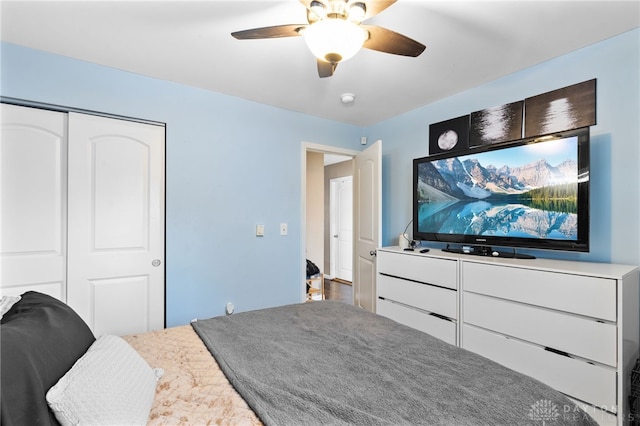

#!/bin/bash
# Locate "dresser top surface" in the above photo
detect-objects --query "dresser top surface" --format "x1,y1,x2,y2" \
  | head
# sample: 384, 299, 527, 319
379, 247, 639, 280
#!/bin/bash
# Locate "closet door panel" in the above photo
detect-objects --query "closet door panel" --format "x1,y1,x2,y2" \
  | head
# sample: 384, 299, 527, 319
67, 113, 165, 335
0, 104, 67, 299
92, 137, 149, 250
92, 275, 150, 337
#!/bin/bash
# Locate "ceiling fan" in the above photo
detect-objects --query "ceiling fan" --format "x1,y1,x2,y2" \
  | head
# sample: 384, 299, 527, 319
231, 0, 426, 78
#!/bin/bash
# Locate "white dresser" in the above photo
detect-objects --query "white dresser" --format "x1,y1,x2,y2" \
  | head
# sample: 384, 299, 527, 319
376, 247, 640, 426
377, 249, 459, 345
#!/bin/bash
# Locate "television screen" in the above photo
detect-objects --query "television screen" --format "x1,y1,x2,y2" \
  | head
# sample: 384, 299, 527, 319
413, 128, 590, 255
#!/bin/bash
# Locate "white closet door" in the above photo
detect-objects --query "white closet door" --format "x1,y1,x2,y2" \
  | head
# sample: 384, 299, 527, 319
67, 113, 165, 336
1, 104, 68, 300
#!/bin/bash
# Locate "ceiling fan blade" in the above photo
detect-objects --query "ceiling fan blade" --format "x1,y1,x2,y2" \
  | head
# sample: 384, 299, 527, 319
231, 24, 306, 40
317, 59, 337, 78
362, 25, 425, 57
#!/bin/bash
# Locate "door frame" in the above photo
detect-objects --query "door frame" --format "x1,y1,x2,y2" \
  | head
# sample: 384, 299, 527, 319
1, 97, 162, 127
301, 142, 359, 301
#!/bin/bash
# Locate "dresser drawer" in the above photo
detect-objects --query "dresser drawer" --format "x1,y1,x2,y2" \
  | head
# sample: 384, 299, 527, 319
378, 274, 457, 319
462, 262, 616, 321
568, 397, 617, 426
463, 292, 616, 366
378, 251, 457, 290
463, 324, 616, 410
378, 299, 456, 345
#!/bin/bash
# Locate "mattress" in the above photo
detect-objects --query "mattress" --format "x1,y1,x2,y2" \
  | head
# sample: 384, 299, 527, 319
124, 325, 262, 425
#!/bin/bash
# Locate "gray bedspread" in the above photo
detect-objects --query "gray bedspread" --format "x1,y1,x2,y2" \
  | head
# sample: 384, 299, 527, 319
192, 301, 597, 426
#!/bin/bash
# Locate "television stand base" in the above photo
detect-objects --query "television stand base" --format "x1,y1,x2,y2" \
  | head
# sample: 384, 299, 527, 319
442, 245, 536, 260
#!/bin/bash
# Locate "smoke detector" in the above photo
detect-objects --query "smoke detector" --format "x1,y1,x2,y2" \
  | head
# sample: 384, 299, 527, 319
340, 93, 356, 104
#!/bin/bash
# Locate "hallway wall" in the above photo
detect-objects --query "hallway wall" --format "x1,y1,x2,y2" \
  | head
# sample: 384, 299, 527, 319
306, 152, 324, 274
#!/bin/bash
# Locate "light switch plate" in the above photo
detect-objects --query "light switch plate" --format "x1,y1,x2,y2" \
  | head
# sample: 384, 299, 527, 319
256, 224, 265, 237
280, 223, 288, 235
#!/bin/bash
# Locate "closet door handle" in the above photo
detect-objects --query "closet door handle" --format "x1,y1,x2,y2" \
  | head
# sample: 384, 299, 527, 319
152, 259, 162, 267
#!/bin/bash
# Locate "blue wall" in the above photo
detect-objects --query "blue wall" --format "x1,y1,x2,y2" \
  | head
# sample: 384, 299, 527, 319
2, 28, 639, 326
0, 42, 363, 326
368, 28, 640, 267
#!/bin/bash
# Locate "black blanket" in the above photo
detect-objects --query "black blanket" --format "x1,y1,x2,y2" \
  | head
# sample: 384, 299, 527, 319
192, 301, 597, 426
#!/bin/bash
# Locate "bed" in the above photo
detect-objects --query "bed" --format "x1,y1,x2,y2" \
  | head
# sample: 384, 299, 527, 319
1, 291, 598, 426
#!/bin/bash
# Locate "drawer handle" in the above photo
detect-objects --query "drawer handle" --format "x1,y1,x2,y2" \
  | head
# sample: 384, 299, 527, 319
544, 347, 571, 358
429, 312, 453, 322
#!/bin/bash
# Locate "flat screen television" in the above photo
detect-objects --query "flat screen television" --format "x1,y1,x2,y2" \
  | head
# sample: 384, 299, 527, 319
413, 127, 590, 259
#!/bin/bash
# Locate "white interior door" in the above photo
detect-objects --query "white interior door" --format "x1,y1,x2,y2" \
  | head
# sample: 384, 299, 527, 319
353, 141, 381, 312
330, 179, 338, 278
67, 113, 165, 336
0, 104, 68, 300
330, 176, 353, 282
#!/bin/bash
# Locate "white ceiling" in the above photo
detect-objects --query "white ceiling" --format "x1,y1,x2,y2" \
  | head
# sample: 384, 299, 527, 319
1, 1, 638, 127
324, 153, 352, 165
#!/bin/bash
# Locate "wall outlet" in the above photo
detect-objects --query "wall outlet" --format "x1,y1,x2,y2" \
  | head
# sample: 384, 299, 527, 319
280, 223, 288, 235
256, 224, 264, 237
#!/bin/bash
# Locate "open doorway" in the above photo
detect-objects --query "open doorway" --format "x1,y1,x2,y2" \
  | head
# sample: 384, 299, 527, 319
304, 145, 356, 303
302, 141, 382, 311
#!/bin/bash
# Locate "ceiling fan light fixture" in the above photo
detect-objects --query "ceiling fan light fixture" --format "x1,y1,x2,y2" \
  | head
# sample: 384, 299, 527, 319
348, 2, 366, 22
304, 19, 367, 64
309, 0, 326, 20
